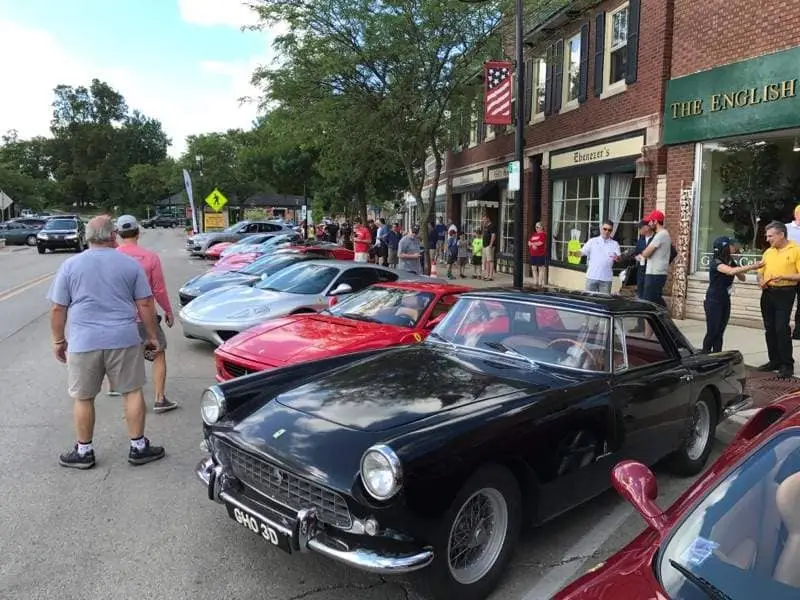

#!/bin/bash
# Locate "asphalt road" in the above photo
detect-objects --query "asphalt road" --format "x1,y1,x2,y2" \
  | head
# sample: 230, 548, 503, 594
0, 230, 727, 600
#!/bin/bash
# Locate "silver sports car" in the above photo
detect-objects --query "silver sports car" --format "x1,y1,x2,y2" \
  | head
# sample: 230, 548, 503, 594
178, 260, 428, 345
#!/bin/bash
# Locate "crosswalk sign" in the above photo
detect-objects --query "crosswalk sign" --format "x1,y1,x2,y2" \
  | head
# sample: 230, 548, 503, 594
204, 188, 228, 212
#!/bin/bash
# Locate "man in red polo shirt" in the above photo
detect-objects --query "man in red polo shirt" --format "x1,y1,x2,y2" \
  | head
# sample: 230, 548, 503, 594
353, 217, 371, 262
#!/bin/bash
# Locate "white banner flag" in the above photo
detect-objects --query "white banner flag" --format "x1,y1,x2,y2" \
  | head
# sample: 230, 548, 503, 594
0, 190, 14, 211
182, 169, 199, 233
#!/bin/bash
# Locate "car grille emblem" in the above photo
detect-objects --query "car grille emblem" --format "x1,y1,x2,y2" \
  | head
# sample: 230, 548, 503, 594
273, 428, 286, 439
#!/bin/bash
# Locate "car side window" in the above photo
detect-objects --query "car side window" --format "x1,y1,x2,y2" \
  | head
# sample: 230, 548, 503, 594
335, 268, 380, 291
429, 294, 459, 321
375, 270, 399, 283
260, 223, 282, 232
616, 316, 672, 370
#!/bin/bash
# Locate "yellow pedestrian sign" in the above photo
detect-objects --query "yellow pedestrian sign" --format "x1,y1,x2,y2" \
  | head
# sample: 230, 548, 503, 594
204, 188, 228, 212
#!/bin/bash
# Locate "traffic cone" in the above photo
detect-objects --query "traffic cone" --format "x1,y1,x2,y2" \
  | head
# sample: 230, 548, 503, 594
430, 260, 438, 277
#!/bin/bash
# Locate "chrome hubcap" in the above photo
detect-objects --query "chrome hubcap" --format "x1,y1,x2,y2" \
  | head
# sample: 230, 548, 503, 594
687, 401, 711, 461
446, 487, 508, 585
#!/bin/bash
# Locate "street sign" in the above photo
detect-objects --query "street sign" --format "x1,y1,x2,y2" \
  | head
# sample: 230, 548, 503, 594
204, 188, 229, 212
508, 161, 521, 192
204, 212, 227, 230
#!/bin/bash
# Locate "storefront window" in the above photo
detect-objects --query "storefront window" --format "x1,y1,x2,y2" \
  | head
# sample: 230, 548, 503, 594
435, 197, 446, 222
499, 187, 515, 255
693, 137, 800, 272
461, 193, 483, 237
551, 175, 603, 262
611, 176, 644, 253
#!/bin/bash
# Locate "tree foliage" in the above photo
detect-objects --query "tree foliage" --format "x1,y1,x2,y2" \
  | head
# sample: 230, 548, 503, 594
250, 0, 502, 271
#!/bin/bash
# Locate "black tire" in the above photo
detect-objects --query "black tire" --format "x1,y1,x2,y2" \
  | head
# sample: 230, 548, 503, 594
37, 246, 45, 254
25, 235, 37, 246
667, 389, 718, 476
411, 465, 522, 600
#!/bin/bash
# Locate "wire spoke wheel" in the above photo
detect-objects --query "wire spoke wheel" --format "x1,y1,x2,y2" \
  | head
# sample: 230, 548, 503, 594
686, 400, 711, 461
446, 487, 508, 585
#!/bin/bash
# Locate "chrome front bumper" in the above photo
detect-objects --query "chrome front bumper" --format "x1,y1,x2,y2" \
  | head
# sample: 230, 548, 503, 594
178, 312, 252, 346
721, 394, 753, 421
195, 456, 434, 575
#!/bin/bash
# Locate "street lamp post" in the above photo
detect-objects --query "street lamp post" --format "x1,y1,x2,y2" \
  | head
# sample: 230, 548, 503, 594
461, 0, 526, 288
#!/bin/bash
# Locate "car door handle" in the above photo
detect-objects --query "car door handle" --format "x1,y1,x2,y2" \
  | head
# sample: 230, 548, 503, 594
680, 374, 694, 382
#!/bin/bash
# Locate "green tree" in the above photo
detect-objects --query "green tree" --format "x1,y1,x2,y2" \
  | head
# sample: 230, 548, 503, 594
250, 0, 501, 272
127, 159, 181, 214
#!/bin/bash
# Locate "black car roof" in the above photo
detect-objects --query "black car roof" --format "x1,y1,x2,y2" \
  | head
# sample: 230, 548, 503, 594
460, 286, 666, 315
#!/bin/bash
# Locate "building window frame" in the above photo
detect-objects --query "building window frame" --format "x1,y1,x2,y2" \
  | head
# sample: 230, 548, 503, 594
602, 3, 630, 98
530, 57, 547, 124
550, 174, 604, 265
562, 32, 582, 111
499, 188, 515, 255
469, 111, 478, 147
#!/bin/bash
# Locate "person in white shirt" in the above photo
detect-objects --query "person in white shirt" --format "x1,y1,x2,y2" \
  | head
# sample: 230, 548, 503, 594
581, 220, 621, 294
785, 204, 800, 339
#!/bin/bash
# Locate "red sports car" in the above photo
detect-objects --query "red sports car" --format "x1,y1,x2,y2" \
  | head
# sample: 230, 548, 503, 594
204, 242, 233, 260
214, 281, 470, 381
554, 394, 800, 600
211, 244, 354, 273
275, 243, 355, 261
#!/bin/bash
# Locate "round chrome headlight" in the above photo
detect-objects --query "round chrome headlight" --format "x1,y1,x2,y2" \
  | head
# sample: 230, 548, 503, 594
200, 385, 226, 425
360, 444, 402, 501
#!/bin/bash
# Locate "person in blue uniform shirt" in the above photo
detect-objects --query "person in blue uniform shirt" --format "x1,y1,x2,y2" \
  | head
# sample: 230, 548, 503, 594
702, 236, 763, 353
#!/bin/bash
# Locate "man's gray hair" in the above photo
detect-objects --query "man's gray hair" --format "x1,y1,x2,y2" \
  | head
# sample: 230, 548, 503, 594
86, 216, 115, 244
766, 220, 788, 237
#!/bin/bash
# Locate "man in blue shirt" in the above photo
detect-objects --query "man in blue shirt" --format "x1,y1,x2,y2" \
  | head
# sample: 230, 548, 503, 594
47, 215, 166, 470
434, 217, 447, 262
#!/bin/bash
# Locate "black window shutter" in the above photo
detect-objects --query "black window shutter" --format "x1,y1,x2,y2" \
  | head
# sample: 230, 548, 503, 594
543, 45, 554, 116
553, 40, 564, 112
626, 0, 641, 84
578, 23, 590, 103
594, 12, 606, 96
523, 58, 534, 123
476, 112, 485, 144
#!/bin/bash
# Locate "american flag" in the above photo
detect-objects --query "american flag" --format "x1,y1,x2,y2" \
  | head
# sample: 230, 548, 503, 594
484, 61, 513, 126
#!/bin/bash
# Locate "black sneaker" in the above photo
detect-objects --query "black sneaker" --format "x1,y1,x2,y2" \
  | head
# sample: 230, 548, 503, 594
128, 438, 165, 466
59, 445, 96, 470
757, 362, 779, 372
153, 397, 178, 413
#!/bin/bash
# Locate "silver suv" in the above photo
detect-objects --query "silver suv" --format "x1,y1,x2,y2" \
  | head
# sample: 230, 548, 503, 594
185, 220, 295, 256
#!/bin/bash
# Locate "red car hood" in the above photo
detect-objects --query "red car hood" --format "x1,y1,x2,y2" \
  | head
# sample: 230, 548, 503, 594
221, 314, 411, 365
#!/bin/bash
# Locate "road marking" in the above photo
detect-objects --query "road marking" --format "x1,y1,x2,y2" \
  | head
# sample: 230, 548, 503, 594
0, 272, 55, 303
520, 502, 634, 600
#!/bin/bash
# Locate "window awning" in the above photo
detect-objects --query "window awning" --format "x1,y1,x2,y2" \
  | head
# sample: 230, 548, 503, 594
452, 182, 484, 194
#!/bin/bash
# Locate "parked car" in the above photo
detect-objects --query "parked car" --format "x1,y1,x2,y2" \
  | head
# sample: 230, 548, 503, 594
186, 220, 294, 256
179, 260, 410, 345
275, 242, 355, 261
217, 234, 278, 258
142, 215, 178, 228
36, 216, 86, 253
214, 281, 471, 380
178, 253, 333, 307
204, 242, 234, 261
0, 220, 45, 246
207, 234, 305, 272
554, 394, 800, 600
194, 289, 750, 599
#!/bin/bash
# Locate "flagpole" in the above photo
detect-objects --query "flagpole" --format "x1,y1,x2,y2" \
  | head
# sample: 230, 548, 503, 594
512, 0, 525, 288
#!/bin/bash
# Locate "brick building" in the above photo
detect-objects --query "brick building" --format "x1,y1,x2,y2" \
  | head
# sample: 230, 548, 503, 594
663, 1, 800, 325
430, 0, 672, 290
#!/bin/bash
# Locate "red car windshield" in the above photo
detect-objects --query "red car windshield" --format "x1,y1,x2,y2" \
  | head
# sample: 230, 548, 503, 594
327, 287, 435, 328
657, 427, 800, 599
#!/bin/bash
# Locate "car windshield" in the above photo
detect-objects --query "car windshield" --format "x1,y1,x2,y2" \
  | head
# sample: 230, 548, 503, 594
44, 219, 77, 230
657, 427, 800, 600
429, 297, 611, 372
238, 234, 268, 245
255, 263, 338, 294
328, 287, 435, 327
239, 255, 303, 277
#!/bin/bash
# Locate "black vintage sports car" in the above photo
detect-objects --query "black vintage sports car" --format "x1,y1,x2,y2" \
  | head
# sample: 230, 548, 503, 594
195, 289, 750, 600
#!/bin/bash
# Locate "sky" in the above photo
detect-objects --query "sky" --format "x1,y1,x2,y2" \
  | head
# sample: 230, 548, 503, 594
0, 0, 286, 157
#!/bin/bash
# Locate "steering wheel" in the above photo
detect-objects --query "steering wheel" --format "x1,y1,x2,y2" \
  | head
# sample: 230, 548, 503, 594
546, 338, 599, 369
392, 314, 416, 328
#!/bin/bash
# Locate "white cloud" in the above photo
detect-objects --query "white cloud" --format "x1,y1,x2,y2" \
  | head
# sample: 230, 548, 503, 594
177, 0, 261, 28
0, 19, 268, 158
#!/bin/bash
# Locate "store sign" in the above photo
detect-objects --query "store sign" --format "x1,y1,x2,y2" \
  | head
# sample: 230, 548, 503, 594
550, 135, 645, 170
488, 166, 507, 181
698, 252, 763, 269
466, 201, 499, 208
663, 46, 800, 145
452, 170, 483, 189
203, 212, 227, 230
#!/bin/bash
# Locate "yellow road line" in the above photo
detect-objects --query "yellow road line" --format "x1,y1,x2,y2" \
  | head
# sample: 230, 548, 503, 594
0, 272, 55, 303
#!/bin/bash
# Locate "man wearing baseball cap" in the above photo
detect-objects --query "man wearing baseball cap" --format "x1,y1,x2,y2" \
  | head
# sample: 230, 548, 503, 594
638, 209, 671, 306
115, 215, 177, 413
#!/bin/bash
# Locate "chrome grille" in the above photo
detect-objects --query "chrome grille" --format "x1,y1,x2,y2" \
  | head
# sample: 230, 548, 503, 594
217, 439, 352, 528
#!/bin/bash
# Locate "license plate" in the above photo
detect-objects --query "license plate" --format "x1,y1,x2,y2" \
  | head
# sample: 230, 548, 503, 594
226, 503, 292, 553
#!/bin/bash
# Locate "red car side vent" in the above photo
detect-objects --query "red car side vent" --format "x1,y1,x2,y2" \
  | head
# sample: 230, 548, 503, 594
733, 406, 786, 444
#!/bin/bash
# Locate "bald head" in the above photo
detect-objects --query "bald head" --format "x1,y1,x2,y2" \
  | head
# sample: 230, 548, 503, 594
86, 215, 116, 246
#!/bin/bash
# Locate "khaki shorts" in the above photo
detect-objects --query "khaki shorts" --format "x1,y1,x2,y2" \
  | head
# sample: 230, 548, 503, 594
67, 345, 146, 400
138, 320, 167, 350
482, 246, 495, 262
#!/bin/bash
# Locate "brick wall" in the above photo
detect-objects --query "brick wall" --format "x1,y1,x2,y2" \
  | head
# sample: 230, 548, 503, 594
671, 0, 800, 78
449, 0, 672, 173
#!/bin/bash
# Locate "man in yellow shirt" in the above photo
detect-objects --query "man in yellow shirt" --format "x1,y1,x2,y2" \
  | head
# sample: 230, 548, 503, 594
757, 221, 800, 379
